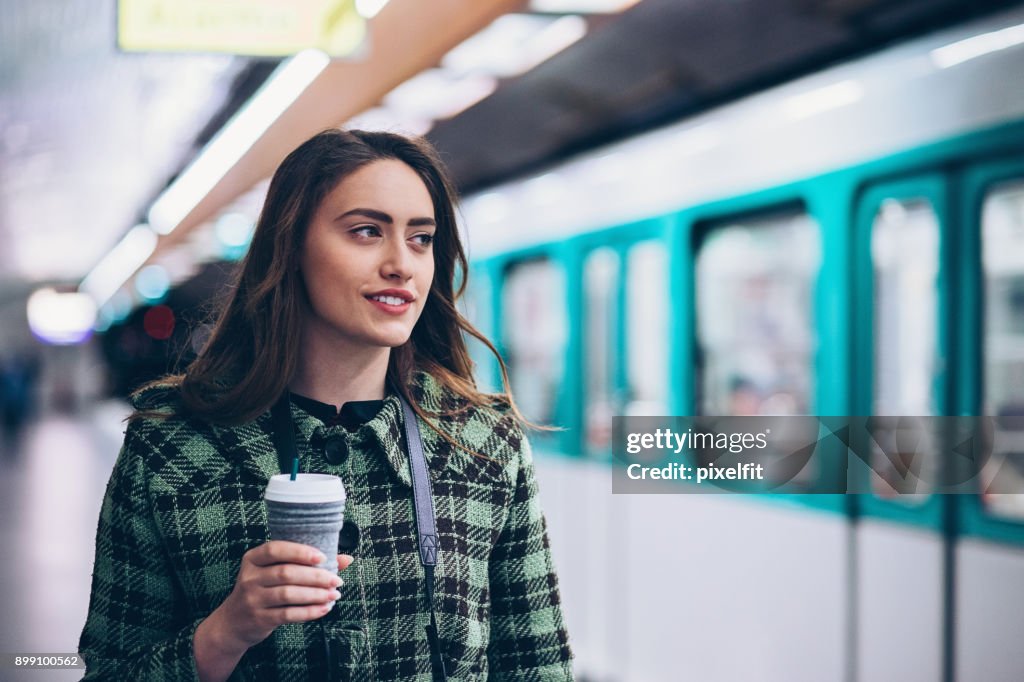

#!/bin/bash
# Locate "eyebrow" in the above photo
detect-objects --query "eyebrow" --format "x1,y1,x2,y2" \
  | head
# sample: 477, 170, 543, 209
337, 207, 436, 227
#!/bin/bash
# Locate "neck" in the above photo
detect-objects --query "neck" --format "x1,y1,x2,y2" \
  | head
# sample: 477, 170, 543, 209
289, 323, 391, 408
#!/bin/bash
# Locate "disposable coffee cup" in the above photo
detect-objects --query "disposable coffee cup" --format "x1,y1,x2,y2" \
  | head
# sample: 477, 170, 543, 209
264, 474, 347, 588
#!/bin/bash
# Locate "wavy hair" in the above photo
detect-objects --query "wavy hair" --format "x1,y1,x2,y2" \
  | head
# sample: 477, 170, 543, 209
134, 129, 536, 449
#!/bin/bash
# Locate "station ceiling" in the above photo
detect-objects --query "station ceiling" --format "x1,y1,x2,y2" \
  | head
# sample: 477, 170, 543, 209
1, 0, 1023, 294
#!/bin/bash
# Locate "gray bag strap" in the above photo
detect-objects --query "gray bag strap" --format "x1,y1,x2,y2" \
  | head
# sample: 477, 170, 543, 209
399, 395, 448, 681
400, 396, 438, 566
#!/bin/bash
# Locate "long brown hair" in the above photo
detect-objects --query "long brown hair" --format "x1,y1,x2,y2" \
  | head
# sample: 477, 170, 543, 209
134, 129, 537, 447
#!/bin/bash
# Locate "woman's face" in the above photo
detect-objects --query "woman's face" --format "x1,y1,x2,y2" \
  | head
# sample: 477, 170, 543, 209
298, 159, 436, 352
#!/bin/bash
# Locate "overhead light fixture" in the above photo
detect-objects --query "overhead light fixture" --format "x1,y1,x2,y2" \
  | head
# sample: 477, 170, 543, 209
147, 49, 330, 235
27, 288, 98, 346
383, 69, 498, 121
930, 22, 1024, 69
355, 0, 390, 19
529, 0, 640, 12
442, 14, 587, 79
79, 224, 159, 307
781, 79, 864, 120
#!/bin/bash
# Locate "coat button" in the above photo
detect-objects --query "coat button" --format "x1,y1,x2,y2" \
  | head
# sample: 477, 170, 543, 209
324, 435, 348, 464
338, 521, 360, 554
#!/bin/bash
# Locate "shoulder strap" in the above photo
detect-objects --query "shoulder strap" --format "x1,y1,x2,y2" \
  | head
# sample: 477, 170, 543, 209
400, 397, 438, 566
399, 396, 448, 681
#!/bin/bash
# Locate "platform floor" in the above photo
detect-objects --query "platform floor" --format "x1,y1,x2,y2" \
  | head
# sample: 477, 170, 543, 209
0, 402, 129, 681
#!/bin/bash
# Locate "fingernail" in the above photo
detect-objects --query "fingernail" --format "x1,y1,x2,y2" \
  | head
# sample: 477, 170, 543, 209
331, 576, 342, 587
312, 552, 326, 563
331, 590, 341, 600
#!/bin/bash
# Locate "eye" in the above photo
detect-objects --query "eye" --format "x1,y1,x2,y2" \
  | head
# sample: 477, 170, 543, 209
411, 233, 435, 247
350, 225, 381, 238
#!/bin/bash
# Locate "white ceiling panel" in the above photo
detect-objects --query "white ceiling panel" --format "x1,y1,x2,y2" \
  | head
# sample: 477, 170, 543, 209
0, 0, 247, 284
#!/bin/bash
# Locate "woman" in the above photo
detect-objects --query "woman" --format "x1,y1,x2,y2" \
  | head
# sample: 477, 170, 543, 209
78, 129, 574, 681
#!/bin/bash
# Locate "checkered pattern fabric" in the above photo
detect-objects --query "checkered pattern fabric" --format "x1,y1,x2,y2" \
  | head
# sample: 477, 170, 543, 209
78, 372, 574, 681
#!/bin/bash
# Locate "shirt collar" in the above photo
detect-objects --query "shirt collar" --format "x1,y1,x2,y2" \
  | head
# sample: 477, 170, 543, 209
289, 393, 384, 429
213, 372, 459, 488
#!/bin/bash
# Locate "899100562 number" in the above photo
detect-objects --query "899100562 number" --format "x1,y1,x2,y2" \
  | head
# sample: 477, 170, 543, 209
3, 654, 85, 669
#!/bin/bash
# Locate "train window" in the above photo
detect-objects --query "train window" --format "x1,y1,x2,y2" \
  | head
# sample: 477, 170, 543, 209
981, 181, 1024, 520
869, 198, 940, 501
625, 241, 669, 416
501, 258, 567, 427
695, 211, 820, 417
583, 248, 619, 454
463, 268, 499, 393
872, 199, 940, 416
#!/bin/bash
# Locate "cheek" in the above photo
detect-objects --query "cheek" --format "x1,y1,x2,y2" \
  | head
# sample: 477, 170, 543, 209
421, 262, 435, 302
300, 254, 351, 317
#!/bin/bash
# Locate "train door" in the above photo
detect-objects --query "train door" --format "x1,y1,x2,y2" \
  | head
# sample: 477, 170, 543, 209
851, 174, 952, 682
953, 157, 1024, 681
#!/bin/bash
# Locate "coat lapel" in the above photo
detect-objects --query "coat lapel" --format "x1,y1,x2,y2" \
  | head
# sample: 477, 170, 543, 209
365, 394, 415, 487
208, 411, 283, 484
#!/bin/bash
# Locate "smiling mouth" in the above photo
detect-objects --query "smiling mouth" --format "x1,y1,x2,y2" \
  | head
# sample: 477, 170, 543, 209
366, 294, 411, 306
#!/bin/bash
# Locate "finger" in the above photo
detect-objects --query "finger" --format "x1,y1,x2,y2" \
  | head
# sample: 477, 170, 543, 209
336, 554, 355, 570
249, 541, 325, 568
263, 585, 341, 608
272, 602, 335, 625
258, 563, 343, 589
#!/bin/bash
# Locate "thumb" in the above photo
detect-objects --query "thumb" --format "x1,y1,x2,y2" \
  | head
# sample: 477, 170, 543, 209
336, 553, 355, 570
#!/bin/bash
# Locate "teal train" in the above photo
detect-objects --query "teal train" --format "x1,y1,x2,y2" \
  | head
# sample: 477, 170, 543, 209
459, 7, 1024, 682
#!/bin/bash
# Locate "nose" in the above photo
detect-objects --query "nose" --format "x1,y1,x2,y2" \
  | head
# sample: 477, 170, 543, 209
380, 237, 414, 281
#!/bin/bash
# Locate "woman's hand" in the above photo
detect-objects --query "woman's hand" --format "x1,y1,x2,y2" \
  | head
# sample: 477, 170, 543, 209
194, 542, 354, 681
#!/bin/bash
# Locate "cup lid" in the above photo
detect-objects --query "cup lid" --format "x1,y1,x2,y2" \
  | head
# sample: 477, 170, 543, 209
265, 473, 346, 504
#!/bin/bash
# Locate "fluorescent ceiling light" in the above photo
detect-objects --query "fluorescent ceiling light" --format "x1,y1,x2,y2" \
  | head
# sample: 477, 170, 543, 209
79, 224, 159, 306
383, 69, 498, 121
781, 79, 863, 120
27, 288, 98, 346
355, 0, 390, 19
930, 22, 1024, 69
442, 14, 587, 78
148, 49, 330, 235
530, 0, 640, 12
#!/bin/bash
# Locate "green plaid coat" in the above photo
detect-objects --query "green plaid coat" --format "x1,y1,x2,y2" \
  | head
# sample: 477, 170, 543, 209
78, 372, 574, 681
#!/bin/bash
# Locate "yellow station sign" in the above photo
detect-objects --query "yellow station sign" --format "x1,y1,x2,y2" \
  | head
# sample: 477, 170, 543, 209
118, 0, 367, 57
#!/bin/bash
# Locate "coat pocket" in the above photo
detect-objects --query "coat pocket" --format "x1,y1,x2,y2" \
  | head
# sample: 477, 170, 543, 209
321, 623, 371, 682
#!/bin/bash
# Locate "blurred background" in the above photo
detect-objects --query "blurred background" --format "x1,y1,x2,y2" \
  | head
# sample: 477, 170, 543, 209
1, 0, 1023, 680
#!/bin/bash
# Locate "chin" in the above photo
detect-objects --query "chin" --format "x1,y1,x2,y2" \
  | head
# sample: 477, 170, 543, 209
368, 329, 415, 348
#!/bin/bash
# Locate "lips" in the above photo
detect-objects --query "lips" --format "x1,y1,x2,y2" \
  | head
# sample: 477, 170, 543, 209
365, 289, 414, 304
